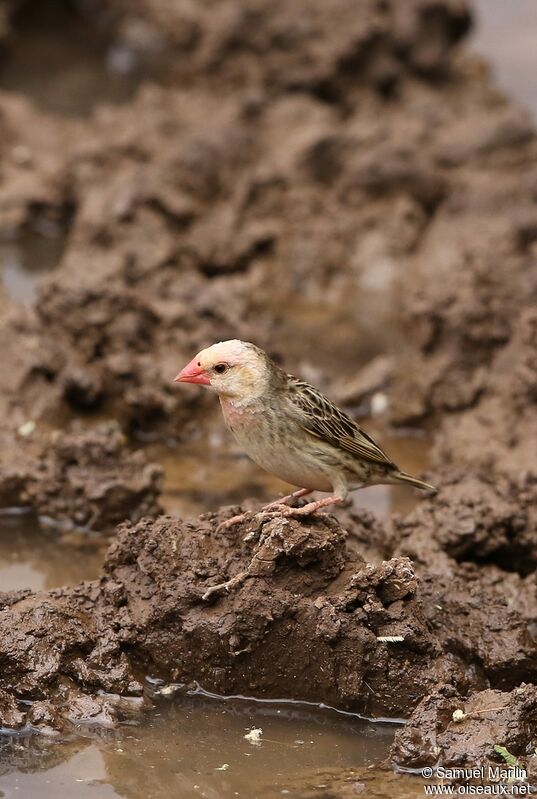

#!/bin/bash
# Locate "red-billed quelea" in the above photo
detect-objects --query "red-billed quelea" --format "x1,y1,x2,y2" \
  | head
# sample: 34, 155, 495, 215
174, 340, 436, 528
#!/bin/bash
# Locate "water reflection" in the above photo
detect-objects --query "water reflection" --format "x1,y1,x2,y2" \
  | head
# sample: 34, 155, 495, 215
472, 0, 537, 120
0, 512, 106, 591
0, 695, 396, 799
0, 230, 65, 304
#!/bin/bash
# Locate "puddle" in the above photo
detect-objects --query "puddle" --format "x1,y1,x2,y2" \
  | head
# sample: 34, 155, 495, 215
0, 693, 398, 799
0, 229, 66, 304
472, 0, 537, 120
349, 427, 432, 519
269, 294, 395, 380
150, 423, 432, 523
266, 258, 399, 383
0, 0, 169, 118
0, 512, 106, 591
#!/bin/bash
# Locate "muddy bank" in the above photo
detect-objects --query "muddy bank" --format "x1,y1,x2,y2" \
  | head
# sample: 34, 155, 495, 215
394, 473, 537, 574
392, 683, 537, 781
0, 0, 488, 440
1, 0, 472, 99
0, 505, 536, 736
0, 422, 162, 530
1, 86, 534, 452
0, 0, 533, 447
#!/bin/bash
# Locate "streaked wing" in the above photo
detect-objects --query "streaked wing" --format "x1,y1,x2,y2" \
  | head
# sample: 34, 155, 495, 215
287, 377, 396, 467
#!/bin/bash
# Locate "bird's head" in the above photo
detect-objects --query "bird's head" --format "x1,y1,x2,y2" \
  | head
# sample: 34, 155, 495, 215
174, 340, 272, 400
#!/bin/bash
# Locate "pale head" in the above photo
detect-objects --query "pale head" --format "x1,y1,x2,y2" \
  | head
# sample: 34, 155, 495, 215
174, 340, 272, 400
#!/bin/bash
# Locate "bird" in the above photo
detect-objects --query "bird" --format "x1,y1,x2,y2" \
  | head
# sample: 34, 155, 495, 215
174, 339, 436, 528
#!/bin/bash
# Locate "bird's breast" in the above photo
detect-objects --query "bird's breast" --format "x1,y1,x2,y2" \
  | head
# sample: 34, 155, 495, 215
219, 397, 334, 492
220, 398, 262, 434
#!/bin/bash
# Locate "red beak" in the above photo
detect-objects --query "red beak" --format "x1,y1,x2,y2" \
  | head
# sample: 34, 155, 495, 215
174, 357, 211, 386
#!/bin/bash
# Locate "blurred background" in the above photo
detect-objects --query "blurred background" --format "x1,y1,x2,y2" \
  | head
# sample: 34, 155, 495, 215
1, 1, 536, 797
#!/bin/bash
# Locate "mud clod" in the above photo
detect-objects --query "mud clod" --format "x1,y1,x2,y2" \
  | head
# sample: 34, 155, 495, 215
392, 684, 537, 777
0, 422, 162, 530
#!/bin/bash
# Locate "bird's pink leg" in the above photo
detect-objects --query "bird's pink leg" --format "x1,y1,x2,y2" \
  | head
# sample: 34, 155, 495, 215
217, 488, 312, 532
278, 495, 343, 517
261, 488, 312, 510
216, 512, 252, 531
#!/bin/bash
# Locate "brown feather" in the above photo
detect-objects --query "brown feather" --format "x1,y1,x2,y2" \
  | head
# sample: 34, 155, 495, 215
286, 377, 397, 468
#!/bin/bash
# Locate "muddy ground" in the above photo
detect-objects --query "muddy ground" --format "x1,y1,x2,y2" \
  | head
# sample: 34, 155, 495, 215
0, 0, 537, 791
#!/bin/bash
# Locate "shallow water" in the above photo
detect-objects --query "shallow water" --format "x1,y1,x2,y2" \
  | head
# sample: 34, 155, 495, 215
0, 692, 398, 799
0, 1, 169, 118
0, 512, 107, 591
0, 230, 65, 304
472, 0, 537, 120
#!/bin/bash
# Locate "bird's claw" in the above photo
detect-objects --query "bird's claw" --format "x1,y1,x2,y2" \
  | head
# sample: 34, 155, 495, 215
217, 498, 339, 536
217, 504, 290, 536
256, 503, 291, 519
274, 497, 343, 518
279, 504, 312, 517
216, 513, 249, 533
257, 503, 312, 519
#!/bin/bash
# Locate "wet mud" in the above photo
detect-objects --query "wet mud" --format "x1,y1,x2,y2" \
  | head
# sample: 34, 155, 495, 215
0, 422, 162, 531
392, 684, 537, 782
0, 0, 536, 793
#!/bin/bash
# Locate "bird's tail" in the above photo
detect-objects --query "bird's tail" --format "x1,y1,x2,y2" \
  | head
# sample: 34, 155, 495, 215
391, 470, 437, 492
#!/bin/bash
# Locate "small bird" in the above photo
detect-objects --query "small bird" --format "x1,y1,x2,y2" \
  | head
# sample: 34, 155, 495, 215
174, 340, 435, 525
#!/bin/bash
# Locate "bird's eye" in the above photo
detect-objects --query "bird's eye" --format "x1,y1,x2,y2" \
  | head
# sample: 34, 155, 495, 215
214, 363, 228, 374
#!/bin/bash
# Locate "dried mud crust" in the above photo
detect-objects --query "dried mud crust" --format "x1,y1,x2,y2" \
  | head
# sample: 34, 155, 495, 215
0, 507, 536, 735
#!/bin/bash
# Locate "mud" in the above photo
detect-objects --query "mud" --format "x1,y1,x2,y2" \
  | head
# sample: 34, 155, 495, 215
392, 683, 537, 780
0, 0, 536, 792
0, 422, 162, 530
0, 0, 476, 437
0, 508, 536, 738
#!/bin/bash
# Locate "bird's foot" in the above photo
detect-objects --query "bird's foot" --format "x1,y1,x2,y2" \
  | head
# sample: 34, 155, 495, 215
216, 489, 313, 533
202, 570, 248, 601
216, 512, 250, 533
277, 495, 343, 518
261, 488, 312, 510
